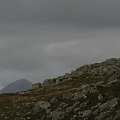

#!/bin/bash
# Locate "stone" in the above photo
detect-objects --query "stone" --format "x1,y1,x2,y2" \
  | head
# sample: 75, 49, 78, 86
73, 101, 80, 108
73, 92, 87, 100
77, 84, 89, 92
27, 117, 31, 120
51, 111, 64, 120
56, 79, 61, 85
32, 83, 41, 90
91, 103, 101, 110
46, 109, 51, 115
82, 110, 92, 118
63, 93, 74, 99
80, 101, 89, 109
95, 111, 110, 120
59, 103, 66, 107
66, 106, 73, 113
34, 101, 51, 111
92, 109, 99, 116
50, 97, 58, 103
89, 86, 98, 93
106, 116, 113, 120
98, 94, 103, 101
114, 110, 120, 120
99, 98, 119, 111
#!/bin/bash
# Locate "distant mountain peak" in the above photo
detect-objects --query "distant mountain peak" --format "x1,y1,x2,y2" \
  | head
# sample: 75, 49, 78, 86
0, 79, 32, 94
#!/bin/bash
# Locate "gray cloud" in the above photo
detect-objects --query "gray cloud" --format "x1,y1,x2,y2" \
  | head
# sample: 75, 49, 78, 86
0, 0, 120, 87
0, 0, 120, 27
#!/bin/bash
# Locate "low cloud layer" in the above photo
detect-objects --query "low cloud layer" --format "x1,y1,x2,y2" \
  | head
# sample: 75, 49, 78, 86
1, 0, 120, 27
0, 0, 120, 87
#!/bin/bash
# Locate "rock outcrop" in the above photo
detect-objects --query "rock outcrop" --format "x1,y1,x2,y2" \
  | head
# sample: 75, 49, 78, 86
41, 58, 120, 88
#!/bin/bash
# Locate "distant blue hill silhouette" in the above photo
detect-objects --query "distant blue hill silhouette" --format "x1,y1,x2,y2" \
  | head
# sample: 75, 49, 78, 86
0, 79, 32, 94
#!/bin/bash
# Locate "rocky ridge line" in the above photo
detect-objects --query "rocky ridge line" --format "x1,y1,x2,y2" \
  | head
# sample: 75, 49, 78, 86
42, 58, 120, 87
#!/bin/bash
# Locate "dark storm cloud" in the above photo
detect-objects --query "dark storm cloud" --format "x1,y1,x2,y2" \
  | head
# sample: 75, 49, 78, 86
0, 0, 120, 87
0, 0, 120, 27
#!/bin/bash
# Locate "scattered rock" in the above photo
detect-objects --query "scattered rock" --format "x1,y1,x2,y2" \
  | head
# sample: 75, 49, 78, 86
50, 97, 58, 103
1, 58, 120, 120
82, 110, 92, 118
114, 110, 120, 120
99, 98, 119, 111
34, 101, 51, 111
98, 94, 103, 101
96, 111, 111, 120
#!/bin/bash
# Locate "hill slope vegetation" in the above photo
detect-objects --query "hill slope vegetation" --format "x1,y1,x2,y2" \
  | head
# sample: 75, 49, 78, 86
0, 58, 120, 120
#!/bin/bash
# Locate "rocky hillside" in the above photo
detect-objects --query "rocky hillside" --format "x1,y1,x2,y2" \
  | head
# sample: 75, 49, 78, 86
0, 58, 120, 120
42, 58, 120, 87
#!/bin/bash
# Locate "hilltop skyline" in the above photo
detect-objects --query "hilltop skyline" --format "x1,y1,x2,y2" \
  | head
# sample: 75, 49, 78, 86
0, 0, 120, 87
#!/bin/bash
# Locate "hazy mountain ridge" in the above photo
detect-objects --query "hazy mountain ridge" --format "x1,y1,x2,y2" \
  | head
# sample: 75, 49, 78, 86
0, 79, 32, 94
0, 58, 120, 120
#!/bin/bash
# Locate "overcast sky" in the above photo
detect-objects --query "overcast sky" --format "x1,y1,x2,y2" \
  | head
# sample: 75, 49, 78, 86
0, 0, 120, 88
